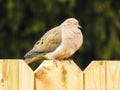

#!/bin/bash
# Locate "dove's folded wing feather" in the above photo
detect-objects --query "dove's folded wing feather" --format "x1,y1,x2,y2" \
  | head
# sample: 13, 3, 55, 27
24, 26, 62, 59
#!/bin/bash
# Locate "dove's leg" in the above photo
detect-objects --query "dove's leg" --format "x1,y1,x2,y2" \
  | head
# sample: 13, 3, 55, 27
53, 59, 58, 67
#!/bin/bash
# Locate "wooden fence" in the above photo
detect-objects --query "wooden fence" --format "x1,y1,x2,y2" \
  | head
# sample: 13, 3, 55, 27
0, 59, 120, 90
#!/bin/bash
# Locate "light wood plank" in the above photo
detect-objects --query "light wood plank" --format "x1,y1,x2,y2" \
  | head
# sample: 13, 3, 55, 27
0, 59, 34, 90
106, 61, 120, 90
34, 60, 83, 90
0, 60, 19, 90
19, 60, 34, 90
84, 61, 105, 90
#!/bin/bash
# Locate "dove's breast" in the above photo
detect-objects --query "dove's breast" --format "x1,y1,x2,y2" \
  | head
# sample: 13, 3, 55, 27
45, 26, 83, 60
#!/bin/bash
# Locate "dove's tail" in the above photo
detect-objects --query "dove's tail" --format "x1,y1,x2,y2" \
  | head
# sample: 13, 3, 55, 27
25, 58, 35, 64
24, 53, 45, 64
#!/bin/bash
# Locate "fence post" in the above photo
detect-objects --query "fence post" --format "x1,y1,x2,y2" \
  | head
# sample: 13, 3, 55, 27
106, 61, 120, 90
83, 61, 106, 90
34, 60, 83, 90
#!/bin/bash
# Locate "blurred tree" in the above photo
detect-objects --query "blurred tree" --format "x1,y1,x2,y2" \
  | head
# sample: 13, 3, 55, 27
0, 0, 120, 69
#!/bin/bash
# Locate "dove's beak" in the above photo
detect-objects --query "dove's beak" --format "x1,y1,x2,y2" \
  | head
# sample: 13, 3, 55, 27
78, 25, 82, 28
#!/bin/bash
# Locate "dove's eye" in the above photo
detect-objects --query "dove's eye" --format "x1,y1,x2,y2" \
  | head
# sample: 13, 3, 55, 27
68, 20, 78, 25
73, 21, 78, 25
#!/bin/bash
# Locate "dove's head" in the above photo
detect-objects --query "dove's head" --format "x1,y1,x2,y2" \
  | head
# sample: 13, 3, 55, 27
61, 18, 81, 28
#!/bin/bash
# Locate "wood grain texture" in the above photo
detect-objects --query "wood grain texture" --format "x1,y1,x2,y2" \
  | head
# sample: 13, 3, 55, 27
106, 61, 120, 90
34, 60, 83, 90
0, 60, 120, 90
84, 61, 105, 90
0, 60, 34, 90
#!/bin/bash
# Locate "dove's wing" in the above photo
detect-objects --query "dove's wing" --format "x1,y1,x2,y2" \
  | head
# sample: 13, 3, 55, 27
24, 26, 62, 58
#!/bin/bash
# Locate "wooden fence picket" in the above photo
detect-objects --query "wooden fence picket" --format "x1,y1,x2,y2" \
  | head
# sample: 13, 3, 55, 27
0, 60, 34, 90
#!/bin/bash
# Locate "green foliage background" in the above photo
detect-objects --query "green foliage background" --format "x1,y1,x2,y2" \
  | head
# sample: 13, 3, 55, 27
0, 0, 120, 69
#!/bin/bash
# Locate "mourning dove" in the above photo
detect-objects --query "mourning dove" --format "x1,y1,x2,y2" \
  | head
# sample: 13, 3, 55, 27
24, 18, 83, 64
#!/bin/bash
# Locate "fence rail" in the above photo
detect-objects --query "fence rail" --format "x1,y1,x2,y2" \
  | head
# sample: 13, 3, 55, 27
0, 59, 120, 90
